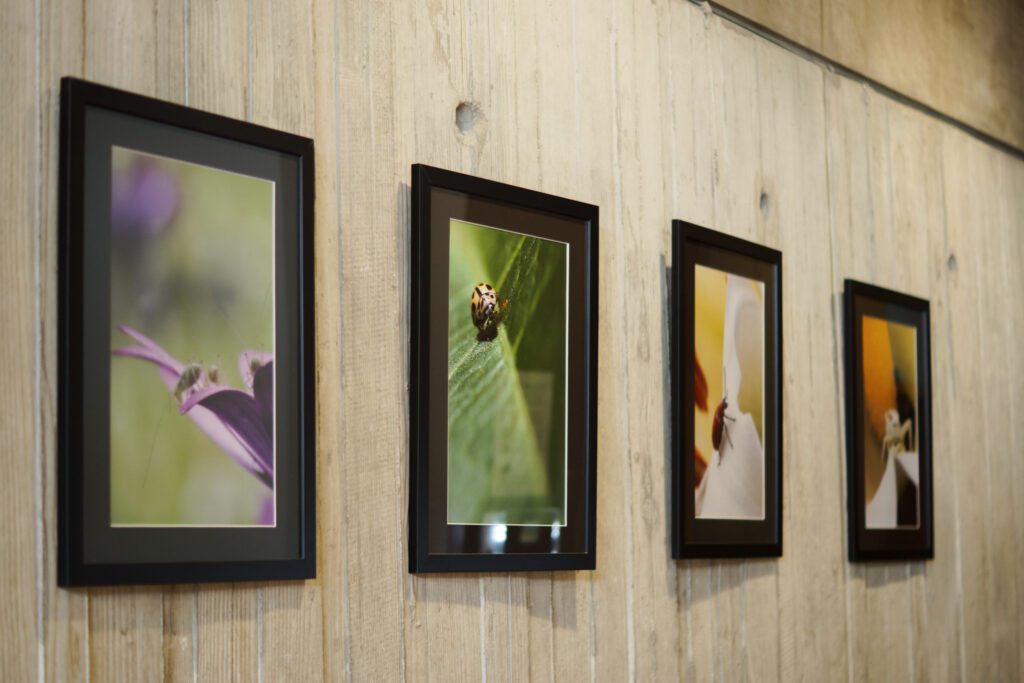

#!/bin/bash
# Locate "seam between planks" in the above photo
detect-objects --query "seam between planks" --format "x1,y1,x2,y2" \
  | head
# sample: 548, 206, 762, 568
821, 73, 857, 683
936, 130, 968, 683
607, 0, 638, 679
33, 0, 44, 678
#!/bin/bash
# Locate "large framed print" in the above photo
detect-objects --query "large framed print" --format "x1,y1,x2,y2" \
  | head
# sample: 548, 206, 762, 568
409, 165, 598, 572
671, 221, 782, 558
58, 78, 315, 585
843, 280, 933, 561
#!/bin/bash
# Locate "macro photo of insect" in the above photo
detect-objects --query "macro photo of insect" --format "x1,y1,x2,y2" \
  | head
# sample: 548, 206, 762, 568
446, 218, 569, 527
107, 147, 276, 527
692, 264, 766, 521
860, 316, 919, 529
469, 282, 509, 342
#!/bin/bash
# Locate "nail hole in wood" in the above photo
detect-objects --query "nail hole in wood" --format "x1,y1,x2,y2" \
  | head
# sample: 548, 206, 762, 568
456, 102, 477, 134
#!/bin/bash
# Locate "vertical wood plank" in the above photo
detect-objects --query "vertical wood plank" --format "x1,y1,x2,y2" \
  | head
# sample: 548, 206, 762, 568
196, 585, 257, 682
883, 100, 965, 683
757, 34, 848, 682
161, 586, 194, 683
710, 19, 782, 683
517, 1, 557, 671
611, 0, 683, 679
822, 72, 870, 683
181, 3, 259, 679
737, 34, 782, 659
82, 2, 167, 677
468, 2, 536, 679
36, 1, 90, 681
537, 2, 600, 677
824, 76, 914, 683
912, 120, 967, 682
0, 0, 42, 679
581, 0, 632, 679
311, 0, 347, 679
940, 124, 1000, 683
88, 587, 164, 681
997, 146, 1024, 678
248, 5, 325, 682
965, 133, 1021, 679
668, 7, 721, 681
392, 3, 446, 678
338, 0, 410, 677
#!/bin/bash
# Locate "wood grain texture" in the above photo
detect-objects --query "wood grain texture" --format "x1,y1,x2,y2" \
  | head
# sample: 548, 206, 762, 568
251, 6, 326, 681
826, 79, 910, 683
0, 0, 41, 681
939, 126, 1001, 683
81, 2, 166, 678
39, 2, 89, 681
184, 4, 260, 680
2, 1, 1023, 681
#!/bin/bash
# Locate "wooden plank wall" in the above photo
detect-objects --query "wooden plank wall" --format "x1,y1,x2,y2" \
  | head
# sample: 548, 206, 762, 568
1, 0, 1021, 680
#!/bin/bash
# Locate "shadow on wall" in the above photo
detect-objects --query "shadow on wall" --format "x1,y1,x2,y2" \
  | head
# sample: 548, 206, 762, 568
407, 572, 579, 630
658, 258, 779, 608
850, 562, 918, 589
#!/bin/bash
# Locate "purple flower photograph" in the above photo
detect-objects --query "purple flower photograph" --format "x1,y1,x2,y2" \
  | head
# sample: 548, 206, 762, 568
108, 147, 275, 527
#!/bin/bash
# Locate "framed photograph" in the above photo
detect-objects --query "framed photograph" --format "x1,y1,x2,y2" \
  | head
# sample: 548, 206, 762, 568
671, 221, 782, 558
843, 280, 933, 561
58, 78, 315, 585
409, 165, 598, 572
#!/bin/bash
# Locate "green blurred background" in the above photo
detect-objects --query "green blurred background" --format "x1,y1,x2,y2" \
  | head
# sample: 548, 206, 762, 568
109, 147, 273, 525
446, 219, 568, 526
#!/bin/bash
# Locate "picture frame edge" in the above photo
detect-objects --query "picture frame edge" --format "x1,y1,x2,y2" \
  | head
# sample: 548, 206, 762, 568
669, 219, 784, 560
407, 164, 599, 573
842, 278, 934, 563
57, 77, 317, 586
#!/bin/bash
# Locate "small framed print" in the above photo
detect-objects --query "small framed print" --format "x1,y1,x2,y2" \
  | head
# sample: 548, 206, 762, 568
843, 280, 933, 561
671, 221, 782, 558
409, 165, 598, 572
58, 78, 315, 585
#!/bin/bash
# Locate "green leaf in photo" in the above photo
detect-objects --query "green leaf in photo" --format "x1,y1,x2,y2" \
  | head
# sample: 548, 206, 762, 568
446, 219, 568, 525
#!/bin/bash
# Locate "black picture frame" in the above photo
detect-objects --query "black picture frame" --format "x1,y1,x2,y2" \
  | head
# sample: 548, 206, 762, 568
409, 164, 598, 572
671, 221, 783, 558
58, 77, 316, 585
843, 280, 933, 561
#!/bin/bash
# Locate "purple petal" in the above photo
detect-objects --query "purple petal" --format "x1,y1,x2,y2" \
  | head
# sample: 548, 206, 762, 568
239, 350, 274, 390
113, 326, 271, 486
113, 325, 185, 376
111, 345, 182, 390
112, 158, 180, 237
258, 494, 276, 526
180, 385, 274, 480
252, 361, 274, 429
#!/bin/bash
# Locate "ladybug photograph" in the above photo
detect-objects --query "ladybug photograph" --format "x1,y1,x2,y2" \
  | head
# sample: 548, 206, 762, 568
445, 218, 569, 529
470, 282, 509, 342
692, 265, 766, 521
672, 221, 782, 559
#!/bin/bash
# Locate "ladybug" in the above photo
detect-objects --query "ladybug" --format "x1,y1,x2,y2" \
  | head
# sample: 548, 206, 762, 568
711, 397, 736, 462
470, 282, 508, 342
